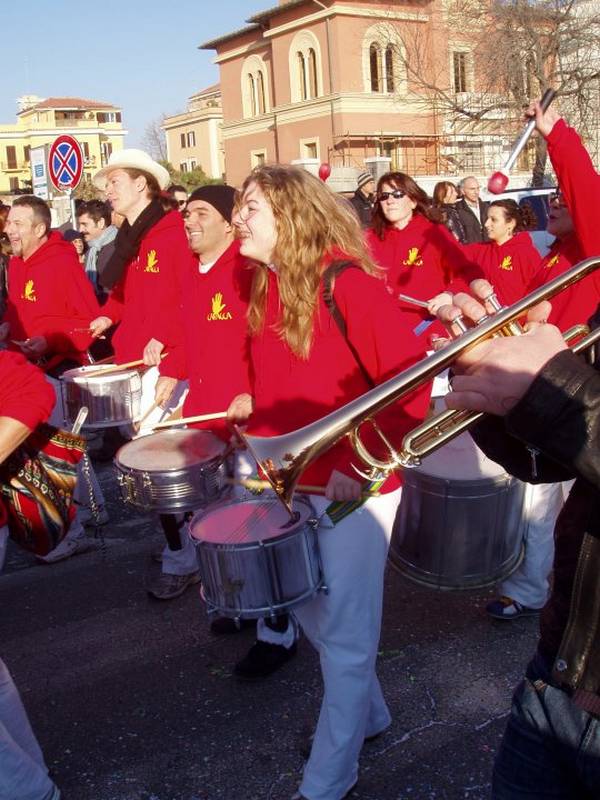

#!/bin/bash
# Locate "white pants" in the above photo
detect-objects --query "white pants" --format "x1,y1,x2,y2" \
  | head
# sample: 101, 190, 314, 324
131, 366, 188, 438
0, 657, 57, 800
295, 488, 401, 800
500, 481, 572, 609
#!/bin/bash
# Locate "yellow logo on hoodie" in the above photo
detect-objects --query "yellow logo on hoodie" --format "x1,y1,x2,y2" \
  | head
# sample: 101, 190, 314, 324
546, 254, 560, 269
22, 279, 36, 302
145, 249, 159, 273
207, 292, 233, 321
499, 256, 513, 271
403, 247, 423, 267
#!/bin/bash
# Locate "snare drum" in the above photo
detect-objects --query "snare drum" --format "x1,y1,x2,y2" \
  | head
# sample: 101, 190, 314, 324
114, 429, 227, 513
190, 496, 323, 620
61, 365, 142, 429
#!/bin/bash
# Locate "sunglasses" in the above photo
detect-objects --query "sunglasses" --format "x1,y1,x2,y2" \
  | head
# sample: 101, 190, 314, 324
377, 189, 407, 202
177, 200, 187, 208
548, 191, 566, 207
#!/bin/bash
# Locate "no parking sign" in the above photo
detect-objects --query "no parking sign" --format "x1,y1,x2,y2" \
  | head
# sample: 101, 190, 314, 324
48, 134, 83, 192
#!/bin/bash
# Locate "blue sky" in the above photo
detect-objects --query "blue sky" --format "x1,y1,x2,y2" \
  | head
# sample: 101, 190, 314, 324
1, 0, 260, 147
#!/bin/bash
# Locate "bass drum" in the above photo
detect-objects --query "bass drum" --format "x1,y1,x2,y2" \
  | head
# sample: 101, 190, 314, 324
390, 431, 526, 590
190, 496, 322, 620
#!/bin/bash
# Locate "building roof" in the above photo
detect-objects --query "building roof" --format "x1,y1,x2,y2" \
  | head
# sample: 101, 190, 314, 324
20, 97, 120, 113
199, 24, 261, 50
247, 0, 309, 24
191, 83, 221, 98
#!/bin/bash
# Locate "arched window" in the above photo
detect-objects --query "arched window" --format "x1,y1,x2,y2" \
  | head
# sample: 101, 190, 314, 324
289, 30, 323, 103
241, 55, 271, 118
370, 44, 381, 92
248, 74, 257, 117
363, 24, 407, 95
385, 46, 395, 93
297, 51, 307, 100
257, 71, 266, 115
308, 49, 318, 99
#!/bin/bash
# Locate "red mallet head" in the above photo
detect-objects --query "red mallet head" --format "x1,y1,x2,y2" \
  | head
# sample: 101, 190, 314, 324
487, 171, 509, 194
318, 162, 331, 181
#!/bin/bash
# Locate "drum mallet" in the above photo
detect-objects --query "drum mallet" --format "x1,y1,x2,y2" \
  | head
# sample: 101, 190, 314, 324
487, 88, 555, 195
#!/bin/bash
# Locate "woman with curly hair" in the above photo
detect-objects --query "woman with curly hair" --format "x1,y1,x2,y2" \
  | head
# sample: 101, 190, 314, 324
230, 164, 430, 800
432, 180, 466, 242
366, 171, 481, 329
465, 198, 541, 306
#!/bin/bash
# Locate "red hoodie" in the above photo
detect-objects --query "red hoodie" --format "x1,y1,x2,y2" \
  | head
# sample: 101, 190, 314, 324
464, 231, 542, 307
101, 211, 187, 377
531, 120, 600, 330
4, 232, 100, 366
366, 215, 482, 340
0, 351, 55, 526
247, 263, 431, 492
174, 240, 254, 442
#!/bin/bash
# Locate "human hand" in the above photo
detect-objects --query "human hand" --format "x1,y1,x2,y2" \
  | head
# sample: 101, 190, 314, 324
227, 393, 254, 423
143, 338, 164, 366
154, 376, 177, 409
325, 469, 362, 501
89, 316, 112, 337
525, 100, 561, 140
20, 336, 47, 358
427, 291, 453, 316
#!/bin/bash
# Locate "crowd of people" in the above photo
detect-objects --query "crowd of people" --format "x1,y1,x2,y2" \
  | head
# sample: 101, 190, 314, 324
0, 98, 599, 800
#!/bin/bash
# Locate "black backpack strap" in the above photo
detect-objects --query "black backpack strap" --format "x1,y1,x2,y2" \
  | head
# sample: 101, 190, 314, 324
322, 260, 375, 388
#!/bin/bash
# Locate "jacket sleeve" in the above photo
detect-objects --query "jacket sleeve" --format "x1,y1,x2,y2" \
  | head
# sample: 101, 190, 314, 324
433, 225, 484, 288
547, 120, 600, 259
0, 352, 55, 429
100, 275, 126, 324
35, 258, 101, 353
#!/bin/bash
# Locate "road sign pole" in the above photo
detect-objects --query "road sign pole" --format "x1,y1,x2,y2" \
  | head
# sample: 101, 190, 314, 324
68, 189, 77, 230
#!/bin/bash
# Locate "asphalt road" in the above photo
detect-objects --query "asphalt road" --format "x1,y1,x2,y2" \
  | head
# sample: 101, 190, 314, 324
1, 460, 539, 800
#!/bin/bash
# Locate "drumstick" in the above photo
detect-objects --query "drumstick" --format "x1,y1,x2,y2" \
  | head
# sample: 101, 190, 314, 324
227, 477, 381, 498
150, 411, 228, 430
398, 293, 430, 309
132, 400, 161, 433
81, 353, 168, 378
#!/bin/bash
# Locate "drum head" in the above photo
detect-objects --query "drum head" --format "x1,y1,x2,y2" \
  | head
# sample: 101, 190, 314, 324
116, 429, 225, 471
62, 365, 138, 384
190, 497, 312, 545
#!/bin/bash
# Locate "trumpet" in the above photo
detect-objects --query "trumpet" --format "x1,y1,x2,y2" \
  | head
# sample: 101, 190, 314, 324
237, 257, 600, 514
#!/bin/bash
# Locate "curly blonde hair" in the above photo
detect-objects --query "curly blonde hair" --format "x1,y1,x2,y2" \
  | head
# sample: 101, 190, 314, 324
240, 164, 379, 359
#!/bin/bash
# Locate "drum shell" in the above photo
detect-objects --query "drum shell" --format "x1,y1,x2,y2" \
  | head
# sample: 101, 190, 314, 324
114, 430, 227, 513
191, 498, 323, 619
390, 436, 526, 590
61, 368, 142, 429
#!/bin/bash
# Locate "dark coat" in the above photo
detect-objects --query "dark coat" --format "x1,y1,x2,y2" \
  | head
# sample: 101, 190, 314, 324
349, 190, 374, 228
472, 343, 600, 714
455, 198, 489, 243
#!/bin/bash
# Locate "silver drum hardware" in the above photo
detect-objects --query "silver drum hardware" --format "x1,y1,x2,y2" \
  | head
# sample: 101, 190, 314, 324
61, 365, 142, 429
114, 429, 227, 513
190, 496, 324, 620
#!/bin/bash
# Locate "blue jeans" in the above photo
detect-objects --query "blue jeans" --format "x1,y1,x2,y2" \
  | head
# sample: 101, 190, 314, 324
493, 652, 600, 799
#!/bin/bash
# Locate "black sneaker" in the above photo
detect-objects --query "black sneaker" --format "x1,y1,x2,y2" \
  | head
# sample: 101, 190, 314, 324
234, 640, 297, 680
210, 616, 257, 635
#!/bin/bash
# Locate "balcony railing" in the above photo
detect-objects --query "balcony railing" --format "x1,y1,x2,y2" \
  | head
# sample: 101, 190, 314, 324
0, 161, 28, 172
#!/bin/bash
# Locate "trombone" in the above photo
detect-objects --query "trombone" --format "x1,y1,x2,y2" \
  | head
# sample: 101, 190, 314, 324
237, 256, 600, 514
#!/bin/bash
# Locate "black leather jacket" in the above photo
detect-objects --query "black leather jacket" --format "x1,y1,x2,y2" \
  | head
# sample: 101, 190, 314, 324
472, 347, 600, 715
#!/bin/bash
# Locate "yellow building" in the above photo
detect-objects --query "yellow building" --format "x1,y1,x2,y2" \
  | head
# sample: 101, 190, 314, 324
0, 95, 127, 195
162, 84, 224, 180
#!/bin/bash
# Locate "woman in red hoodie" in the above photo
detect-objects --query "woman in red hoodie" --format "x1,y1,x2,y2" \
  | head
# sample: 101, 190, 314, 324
366, 171, 481, 332
465, 198, 541, 306
230, 165, 430, 800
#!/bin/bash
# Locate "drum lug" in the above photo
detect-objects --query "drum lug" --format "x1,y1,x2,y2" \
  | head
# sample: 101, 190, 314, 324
117, 471, 136, 505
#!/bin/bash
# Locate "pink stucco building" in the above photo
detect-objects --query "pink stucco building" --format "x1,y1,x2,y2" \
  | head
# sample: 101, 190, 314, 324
200, 0, 514, 187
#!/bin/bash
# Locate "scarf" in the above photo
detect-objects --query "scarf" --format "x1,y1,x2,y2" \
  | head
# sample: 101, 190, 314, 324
100, 199, 165, 289
84, 224, 117, 288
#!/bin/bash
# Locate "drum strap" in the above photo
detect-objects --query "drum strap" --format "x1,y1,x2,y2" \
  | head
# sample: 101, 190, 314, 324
322, 262, 385, 524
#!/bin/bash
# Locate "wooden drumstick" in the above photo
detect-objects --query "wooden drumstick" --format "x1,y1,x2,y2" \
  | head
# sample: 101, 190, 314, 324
227, 477, 381, 498
150, 411, 229, 430
80, 353, 168, 378
131, 400, 161, 433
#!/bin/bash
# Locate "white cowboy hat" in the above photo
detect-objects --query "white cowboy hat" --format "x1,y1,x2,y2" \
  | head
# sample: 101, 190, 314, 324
93, 148, 170, 191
